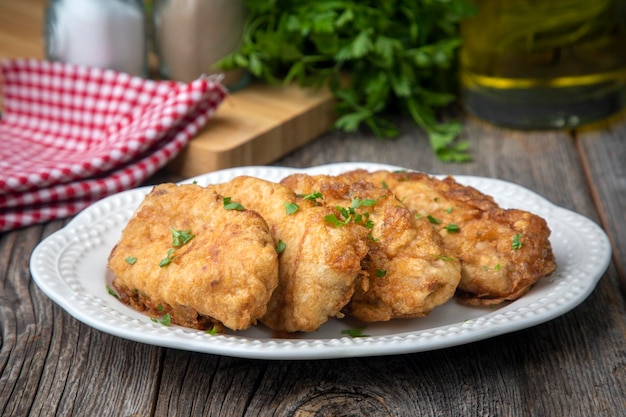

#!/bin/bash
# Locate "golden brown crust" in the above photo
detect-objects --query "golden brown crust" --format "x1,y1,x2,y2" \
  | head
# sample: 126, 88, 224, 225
108, 183, 279, 331
107, 168, 557, 334
340, 169, 557, 306
214, 176, 370, 333
281, 173, 461, 322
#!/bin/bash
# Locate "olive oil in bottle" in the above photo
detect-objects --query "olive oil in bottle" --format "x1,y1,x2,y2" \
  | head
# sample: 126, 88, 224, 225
460, 0, 626, 129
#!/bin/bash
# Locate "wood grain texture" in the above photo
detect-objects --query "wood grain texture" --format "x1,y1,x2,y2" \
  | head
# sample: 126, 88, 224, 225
2, 0, 626, 416
577, 114, 626, 290
2, 113, 626, 416
166, 83, 336, 178
0, 0, 45, 61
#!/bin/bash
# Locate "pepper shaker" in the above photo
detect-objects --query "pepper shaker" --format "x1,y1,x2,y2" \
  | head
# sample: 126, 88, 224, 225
153, 0, 248, 89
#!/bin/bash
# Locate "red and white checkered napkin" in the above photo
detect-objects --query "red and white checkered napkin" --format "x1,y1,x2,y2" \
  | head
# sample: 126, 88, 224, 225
0, 59, 227, 232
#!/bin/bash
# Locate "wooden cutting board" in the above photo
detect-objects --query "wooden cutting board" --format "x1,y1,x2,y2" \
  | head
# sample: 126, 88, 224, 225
166, 81, 336, 177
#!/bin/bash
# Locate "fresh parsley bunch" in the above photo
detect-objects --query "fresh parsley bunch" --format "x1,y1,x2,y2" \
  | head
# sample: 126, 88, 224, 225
219, 0, 476, 162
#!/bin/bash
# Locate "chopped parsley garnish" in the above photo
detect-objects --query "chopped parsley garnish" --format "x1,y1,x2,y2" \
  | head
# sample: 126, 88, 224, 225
351, 197, 378, 208
223, 197, 244, 211
324, 213, 350, 227
170, 227, 195, 247
381, 180, 388, 189
276, 240, 286, 253
437, 255, 455, 261
325, 197, 380, 228
367, 233, 379, 242
284, 202, 299, 215
299, 191, 323, 201
375, 269, 387, 277
159, 249, 176, 267
106, 285, 119, 299
341, 326, 369, 338
125, 256, 137, 265
444, 223, 459, 233
512, 234, 523, 250
427, 215, 441, 224
151, 313, 171, 326
445, 207, 454, 214
337, 206, 351, 219
483, 263, 503, 271
206, 326, 218, 335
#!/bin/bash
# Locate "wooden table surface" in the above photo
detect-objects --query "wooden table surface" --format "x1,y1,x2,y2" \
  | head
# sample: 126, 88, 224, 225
2, 1, 626, 416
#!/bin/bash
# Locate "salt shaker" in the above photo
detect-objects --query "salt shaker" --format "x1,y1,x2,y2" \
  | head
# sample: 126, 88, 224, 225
44, 0, 148, 77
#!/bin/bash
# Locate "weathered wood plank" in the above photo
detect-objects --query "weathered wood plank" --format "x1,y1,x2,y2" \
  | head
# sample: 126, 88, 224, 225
150, 117, 626, 416
577, 115, 626, 291
1, 115, 625, 416
0, 223, 164, 417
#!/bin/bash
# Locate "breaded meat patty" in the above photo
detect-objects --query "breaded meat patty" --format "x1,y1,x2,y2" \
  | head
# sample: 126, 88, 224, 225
214, 176, 370, 334
281, 173, 462, 322
340, 170, 557, 305
108, 183, 279, 331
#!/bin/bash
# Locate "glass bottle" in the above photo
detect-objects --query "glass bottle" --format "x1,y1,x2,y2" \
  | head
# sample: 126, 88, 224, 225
459, 0, 626, 129
45, 0, 147, 77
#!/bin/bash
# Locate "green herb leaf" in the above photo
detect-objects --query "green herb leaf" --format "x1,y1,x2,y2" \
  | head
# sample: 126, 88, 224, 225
341, 326, 369, 338
276, 239, 286, 253
351, 197, 378, 208
159, 249, 176, 267
170, 227, 195, 247
427, 215, 441, 224
152, 313, 171, 326
299, 191, 323, 201
125, 256, 137, 265
512, 234, 523, 251
106, 285, 119, 299
284, 202, 299, 215
324, 213, 347, 227
375, 269, 387, 277
223, 197, 244, 211
444, 223, 459, 233
367, 233, 379, 242
217, 0, 477, 162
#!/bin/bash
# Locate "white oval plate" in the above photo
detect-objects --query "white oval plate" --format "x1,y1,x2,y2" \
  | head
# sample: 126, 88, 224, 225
30, 162, 612, 360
